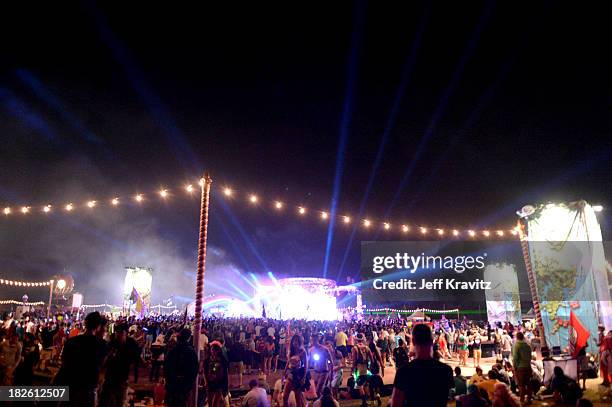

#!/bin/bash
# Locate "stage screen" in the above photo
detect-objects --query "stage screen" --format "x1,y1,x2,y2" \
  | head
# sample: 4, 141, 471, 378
123, 266, 153, 310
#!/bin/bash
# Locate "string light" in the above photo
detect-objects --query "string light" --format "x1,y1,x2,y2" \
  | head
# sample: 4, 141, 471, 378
0, 300, 46, 306
1, 180, 518, 239
0, 278, 53, 287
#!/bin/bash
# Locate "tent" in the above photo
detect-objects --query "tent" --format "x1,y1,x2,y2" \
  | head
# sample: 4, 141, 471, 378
407, 309, 425, 320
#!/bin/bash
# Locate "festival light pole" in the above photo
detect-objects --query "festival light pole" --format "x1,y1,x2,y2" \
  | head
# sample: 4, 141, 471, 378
193, 172, 212, 405
47, 280, 54, 318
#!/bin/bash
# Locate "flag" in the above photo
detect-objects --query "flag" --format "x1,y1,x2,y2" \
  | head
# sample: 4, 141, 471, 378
568, 310, 590, 357
262, 304, 267, 318
129, 287, 139, 303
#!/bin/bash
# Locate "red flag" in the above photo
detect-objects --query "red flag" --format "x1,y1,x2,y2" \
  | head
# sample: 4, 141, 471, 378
568, 310, 590, 357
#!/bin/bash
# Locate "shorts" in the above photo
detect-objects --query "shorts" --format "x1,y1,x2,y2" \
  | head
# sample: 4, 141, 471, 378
229, 361, 244, 375
515, 367, 532, 386
356, 374, 368, 387
336, 345, 347, 357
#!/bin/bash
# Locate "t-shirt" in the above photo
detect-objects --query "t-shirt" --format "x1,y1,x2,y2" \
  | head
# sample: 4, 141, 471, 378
242, 387, 269, 407
55, 334, 107, 389
393, 358, 453, 407
454, 375, 467, 395
335, 331, 347, 347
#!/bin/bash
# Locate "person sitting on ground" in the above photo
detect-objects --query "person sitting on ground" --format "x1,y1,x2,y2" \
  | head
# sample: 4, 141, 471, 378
469, 366, 486, 386
313, 387, 339, 407
243, 378, 270, 407
476, 370, 501, 401
491, 382, 520, 407
390, 323, 453, 407
551, 366, 583, 405
456, 384, 488, 407
452, 366, 468, 397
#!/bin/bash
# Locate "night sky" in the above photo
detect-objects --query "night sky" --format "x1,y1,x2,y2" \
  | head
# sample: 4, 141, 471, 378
1, 1, 611, 305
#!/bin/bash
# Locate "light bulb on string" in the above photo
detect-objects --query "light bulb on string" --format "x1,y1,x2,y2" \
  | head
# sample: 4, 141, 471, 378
135, 194, 144, 203
87, 200, 96, 208
274, 201, 283, 209
483, 230, 490, 237
496, 230, 504, 237
3, 207, 10, 215
43, 205, 51, 213
249, 194, 258, 203
186, 184, 194, 193
402, 225, 409, 233
468, 230, 476, 237
343, 216, 350, 224
420, 227, 427, 234
111, 198, 119, 206
363, 219, 371, 227
437, 229, 444, 236
159, 189, 168, 198
383, 222, 390, 230
21, 206, 29, 214
223, 188, 232, 197
452, 229, 459, 236
65, 203, 74, 211
298, 207, 306, 215
320, 211, 328, 219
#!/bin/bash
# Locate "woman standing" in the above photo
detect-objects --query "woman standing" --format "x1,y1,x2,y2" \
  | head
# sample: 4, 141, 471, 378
283, 334, 308, 407
472, 332, 482, 368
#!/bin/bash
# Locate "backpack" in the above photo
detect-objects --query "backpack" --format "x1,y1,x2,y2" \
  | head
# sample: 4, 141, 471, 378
355, 345, 368, 365
394, 347, 409, 368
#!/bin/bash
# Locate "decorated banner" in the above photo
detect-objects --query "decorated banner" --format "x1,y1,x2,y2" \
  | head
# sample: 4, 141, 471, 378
484, 263, 521, 325
524, 201, 612, 349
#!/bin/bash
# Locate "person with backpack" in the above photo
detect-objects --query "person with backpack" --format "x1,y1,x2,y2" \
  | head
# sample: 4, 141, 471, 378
205, 340, 230, 407
351, 333, 372, 407
164, 328, 199, 407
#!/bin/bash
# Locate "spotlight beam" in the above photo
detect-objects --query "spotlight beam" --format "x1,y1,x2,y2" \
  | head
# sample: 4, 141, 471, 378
323, 0, 367, 279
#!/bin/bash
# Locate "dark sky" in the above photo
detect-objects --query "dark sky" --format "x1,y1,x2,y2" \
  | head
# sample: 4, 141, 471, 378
1, 1, 611, 304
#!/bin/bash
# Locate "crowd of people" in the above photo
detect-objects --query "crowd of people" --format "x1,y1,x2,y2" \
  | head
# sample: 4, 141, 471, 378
0, 309, 607, 407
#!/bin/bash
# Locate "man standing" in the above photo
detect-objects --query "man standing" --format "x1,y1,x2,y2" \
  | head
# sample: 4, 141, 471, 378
55, 312, 108, 406
334, 327, 348, 365
99, 323, 140, 407
512, 331, 533, 405
391, 324, 453, 407
164, 328, 199, 407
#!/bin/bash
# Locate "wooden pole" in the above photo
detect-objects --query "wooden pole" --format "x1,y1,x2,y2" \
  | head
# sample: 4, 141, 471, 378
47, 280, 54, 318
518, 221, 547, 347
193, 172, 212, 407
